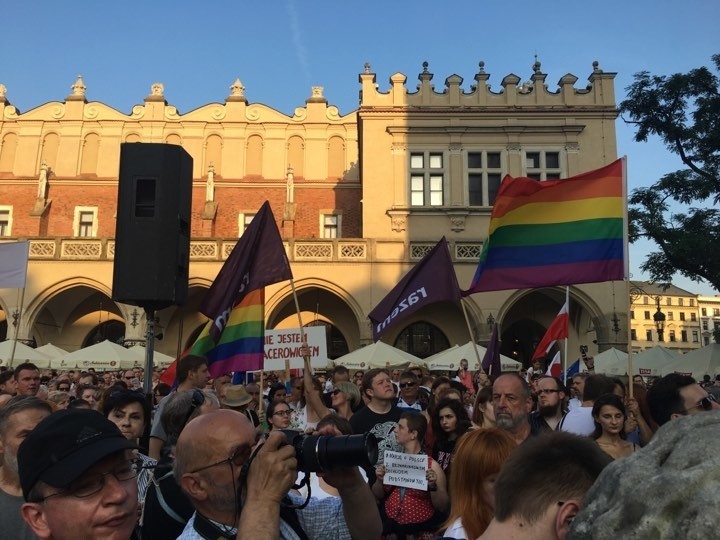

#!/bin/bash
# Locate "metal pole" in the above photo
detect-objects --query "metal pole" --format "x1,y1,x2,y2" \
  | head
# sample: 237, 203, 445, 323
143, 308, 155, 395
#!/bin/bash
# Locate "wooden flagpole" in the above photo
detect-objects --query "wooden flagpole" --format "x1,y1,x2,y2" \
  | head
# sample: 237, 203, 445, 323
563, 286, 569, 385
9, 287, 26, 368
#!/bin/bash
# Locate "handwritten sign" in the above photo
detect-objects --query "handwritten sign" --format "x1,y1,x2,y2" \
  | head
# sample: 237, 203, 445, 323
383, 450, 428, 491
263, 326, 328, 370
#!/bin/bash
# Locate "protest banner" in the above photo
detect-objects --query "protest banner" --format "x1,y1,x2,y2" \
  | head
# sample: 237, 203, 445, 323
383, 450, 428, 491
263, 326, 328, 370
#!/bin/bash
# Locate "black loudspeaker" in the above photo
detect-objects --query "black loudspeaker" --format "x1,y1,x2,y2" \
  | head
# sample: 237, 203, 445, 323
112, 143, 193, 310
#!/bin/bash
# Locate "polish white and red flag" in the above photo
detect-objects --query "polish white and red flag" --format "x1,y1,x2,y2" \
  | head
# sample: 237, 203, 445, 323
545, 351, 562, 378
532, 301, 569, 360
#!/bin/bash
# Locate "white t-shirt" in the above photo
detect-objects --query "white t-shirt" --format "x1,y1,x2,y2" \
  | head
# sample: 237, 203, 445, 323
559, 405, 594, 436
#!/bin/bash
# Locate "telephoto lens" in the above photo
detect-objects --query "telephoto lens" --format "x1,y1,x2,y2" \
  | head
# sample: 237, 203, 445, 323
279, 430, 378, 472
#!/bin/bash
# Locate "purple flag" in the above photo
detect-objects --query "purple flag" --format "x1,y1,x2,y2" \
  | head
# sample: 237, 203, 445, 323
199, 201, 292, 341
369, 238, 461, 341
482, 323, 501, 378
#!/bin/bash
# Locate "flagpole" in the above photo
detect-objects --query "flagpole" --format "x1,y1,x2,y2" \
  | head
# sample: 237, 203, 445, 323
289, 278, 308, 381
563, 286, 569, 385
9, 287, 26, 368
460, 298, 487, 376
622, 156, 634, 399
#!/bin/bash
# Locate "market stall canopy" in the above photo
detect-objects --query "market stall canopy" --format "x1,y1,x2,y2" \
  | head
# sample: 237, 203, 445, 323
332, 341, 420, 370
0, 340, 51, 368
633, 345, 679, 377
660, 343, 720, 379
592, 347, 629, 376
423, 341, 521, 373
127, 345, 176, 369
35, 342, 68, 359
52, 340, 139, 370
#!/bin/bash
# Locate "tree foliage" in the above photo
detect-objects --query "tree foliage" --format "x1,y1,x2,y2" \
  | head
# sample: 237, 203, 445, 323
621, 54, 720, 291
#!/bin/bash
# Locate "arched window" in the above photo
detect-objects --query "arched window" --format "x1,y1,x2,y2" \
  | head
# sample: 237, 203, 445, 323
41, 133, 60, 169
0, 133, 18, 173
83, 320, 126, 348
394, 321, 449, 359
246, 135, 263, 177
125, 133, 141, 143
205, 134, 223, 175
79, 133, 100, 175
328, 136, 345, 179
287, 136, 304, 178
166, 134, 182, 146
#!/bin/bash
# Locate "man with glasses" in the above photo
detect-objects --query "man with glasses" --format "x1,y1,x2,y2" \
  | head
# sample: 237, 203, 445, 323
17, 409, 140, 540
175, 409, 381, 539
396, 371, 425, 411
647, 373, 720, 427
530, 376, 567, 432
55, 379, 71, 393
0, 396, 52, 540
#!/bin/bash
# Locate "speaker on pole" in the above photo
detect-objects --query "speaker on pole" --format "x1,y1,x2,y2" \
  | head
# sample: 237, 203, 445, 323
112, 143, 193, 310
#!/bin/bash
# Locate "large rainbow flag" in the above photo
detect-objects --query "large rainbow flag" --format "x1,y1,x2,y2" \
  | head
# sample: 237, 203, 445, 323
463, 159, 625, 295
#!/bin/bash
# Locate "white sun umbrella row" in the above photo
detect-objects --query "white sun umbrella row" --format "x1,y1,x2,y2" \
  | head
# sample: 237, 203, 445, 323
591, 344, 720, 380
0, 340, 175, 371
331, 340, 522, 373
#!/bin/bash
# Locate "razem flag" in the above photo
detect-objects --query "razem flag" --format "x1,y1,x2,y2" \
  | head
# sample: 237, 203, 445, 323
199, 201, 292, 342
0, 242, 30, 289
546, 351, 562, 378
369, 238, 461, 341
532, 301, 569, 360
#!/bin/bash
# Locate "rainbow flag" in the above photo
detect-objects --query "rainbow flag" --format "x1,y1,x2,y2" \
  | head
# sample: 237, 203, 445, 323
159, 289, 265, 385
463, 159, 625, 294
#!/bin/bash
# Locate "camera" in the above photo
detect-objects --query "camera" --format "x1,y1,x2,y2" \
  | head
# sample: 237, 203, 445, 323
278, 430, 378, 473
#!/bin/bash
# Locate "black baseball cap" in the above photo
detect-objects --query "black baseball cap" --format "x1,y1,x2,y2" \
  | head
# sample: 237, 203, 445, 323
18, 409, 136, 501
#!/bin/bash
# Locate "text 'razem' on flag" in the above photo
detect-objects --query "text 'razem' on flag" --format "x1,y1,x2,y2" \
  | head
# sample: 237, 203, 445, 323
0, 241, 30, 289
532, 301, 569, 360
463, 159, 625, 295
197, 201, 292, 377
369, 237, 461, 341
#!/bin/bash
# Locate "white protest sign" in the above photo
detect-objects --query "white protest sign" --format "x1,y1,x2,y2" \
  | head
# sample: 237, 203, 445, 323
263, 326, 328, 370
383, 450, 428, 491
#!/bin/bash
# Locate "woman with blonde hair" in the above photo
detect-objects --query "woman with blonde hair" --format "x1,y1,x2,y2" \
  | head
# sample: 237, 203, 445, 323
442, 428, 517, 539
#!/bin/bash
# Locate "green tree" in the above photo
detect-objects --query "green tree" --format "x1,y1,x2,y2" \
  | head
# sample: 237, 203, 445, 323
621, 54, 720, 291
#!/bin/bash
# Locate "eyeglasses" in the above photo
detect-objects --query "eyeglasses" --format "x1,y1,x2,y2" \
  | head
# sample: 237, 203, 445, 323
332, 389, 343, 396
399, 382, 416, 389
38, 458, 142, 502
182, 389, 206, 427
189, 445, 250, 474
686, 393, 717, 413
272, 409, 291, 416
58, 386, 70, 391
537, 389, 560, 395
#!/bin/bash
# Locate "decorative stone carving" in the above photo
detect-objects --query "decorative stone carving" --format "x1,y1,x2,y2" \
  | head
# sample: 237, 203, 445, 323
230, 78, 245, 97
206, 162, 215, 202
311, 86, 324, 98
151, 83, 164, 96
0, 83, 7, 99
286, 166, 294, 204
71, 75, 86, 97
37, 160, 49, 200
306, 86, 327, 104
447, 213, 466, 232
388, 212, 407, 233
448, 143, 463, 155
391, 142, 406, 155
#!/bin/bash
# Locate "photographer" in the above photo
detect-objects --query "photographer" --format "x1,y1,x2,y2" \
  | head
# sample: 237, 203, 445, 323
174, 409, 381, 540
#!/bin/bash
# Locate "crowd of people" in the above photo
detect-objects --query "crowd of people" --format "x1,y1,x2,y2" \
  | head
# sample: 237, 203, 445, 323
0, 353, 717, 539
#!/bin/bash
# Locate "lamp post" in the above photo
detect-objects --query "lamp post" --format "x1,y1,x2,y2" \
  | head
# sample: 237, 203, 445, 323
653, 297, 666, 342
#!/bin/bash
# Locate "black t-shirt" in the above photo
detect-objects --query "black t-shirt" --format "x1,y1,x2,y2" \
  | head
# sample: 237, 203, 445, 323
349, 405, 403, 464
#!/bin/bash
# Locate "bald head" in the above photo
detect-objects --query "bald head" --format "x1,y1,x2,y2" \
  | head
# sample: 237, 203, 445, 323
175, 409, 255, 480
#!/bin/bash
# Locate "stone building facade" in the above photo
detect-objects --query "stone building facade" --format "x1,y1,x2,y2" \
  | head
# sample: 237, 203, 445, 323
0, 62, 627, 366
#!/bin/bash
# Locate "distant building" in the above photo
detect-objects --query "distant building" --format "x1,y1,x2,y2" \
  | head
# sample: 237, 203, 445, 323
629, 281, 701, 354
0, 62, 626, 367
697, 295, 720, 346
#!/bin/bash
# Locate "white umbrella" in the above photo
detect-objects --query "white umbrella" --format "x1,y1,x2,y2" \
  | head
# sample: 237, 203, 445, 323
592, 347, 629, 376
423, 341, 521, 373
660, 344, 720, 379
35, 342, 68, 359
127, 345, 176, 369
333, 341, 420, 370
633, 346, 679, 377
0, 340, 51, 368
53, 340, 138, 371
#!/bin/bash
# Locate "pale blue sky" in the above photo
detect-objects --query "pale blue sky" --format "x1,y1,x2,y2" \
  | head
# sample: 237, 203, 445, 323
2, 0, 718, 294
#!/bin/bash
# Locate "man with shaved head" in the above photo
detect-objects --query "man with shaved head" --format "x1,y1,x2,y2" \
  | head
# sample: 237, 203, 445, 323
175, 410, 381, 539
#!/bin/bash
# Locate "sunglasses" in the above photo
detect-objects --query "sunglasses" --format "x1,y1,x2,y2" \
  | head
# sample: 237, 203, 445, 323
399, 382, 416, 389
332, 389, 343, 396
686, 393, 717, 412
